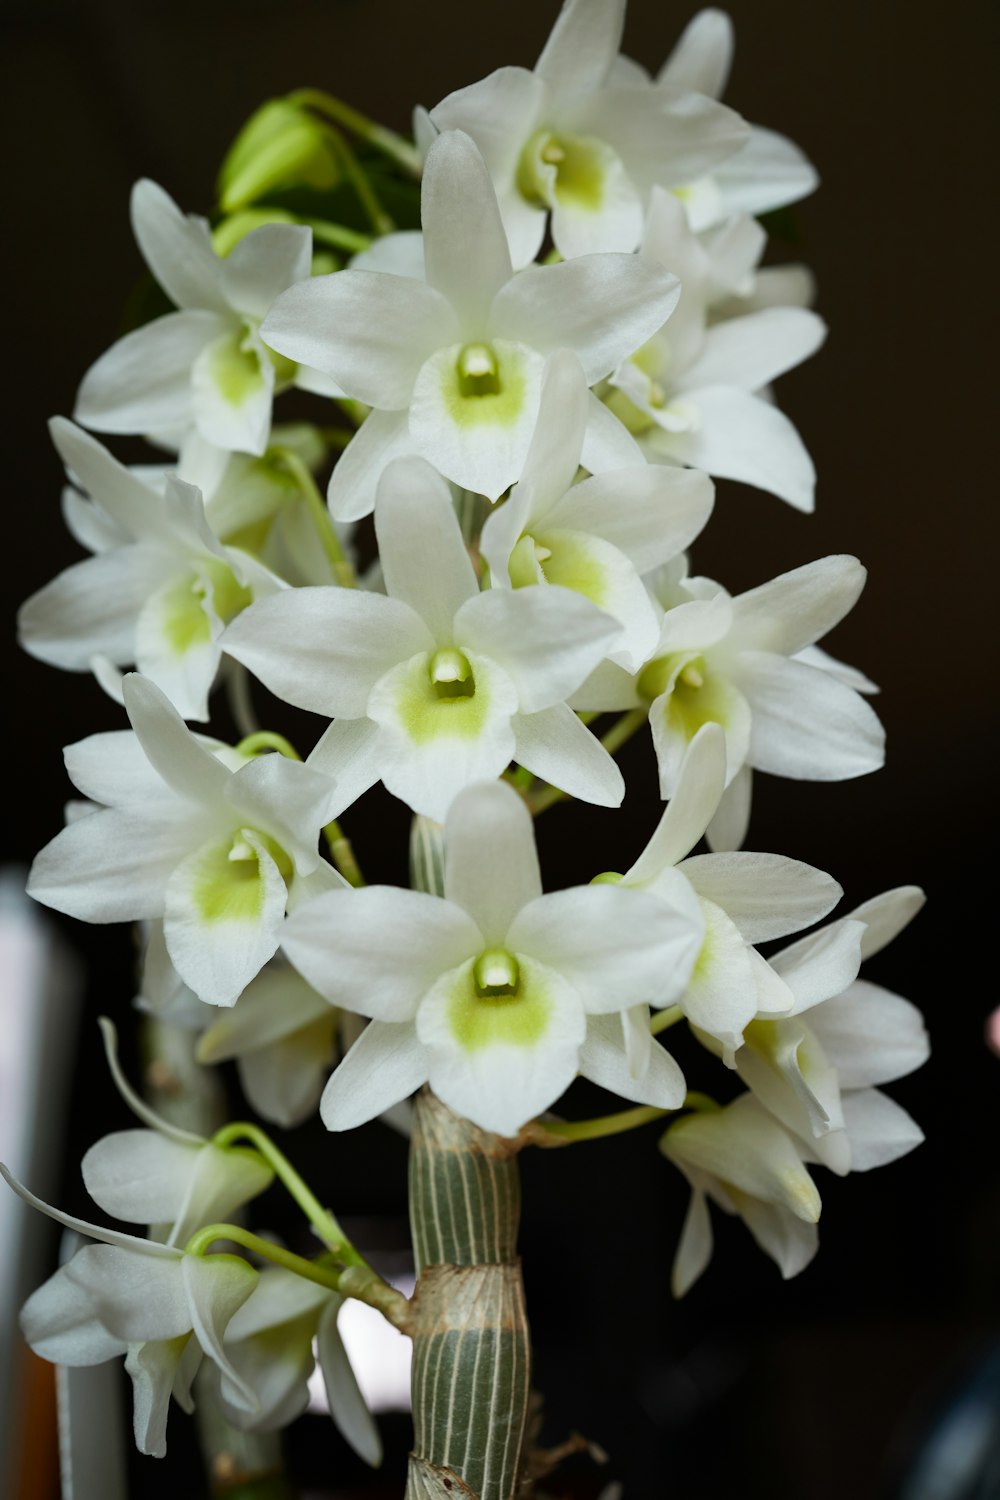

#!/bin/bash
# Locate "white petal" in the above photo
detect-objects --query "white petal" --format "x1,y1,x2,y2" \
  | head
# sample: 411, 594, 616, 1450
307, 718, 383, 813
626, 721, 726, 879
518, 349, 591, 512
648, 668, 752, 800
197, 963, 331, 1060
657, 9, 734, 97
665, 1094, 821, 1222
236, 1018, 336, 1128
220, 223, 312, 320
737, 652, 886, 780
351, 230, 426, 279
66, 1246, 192, 1342
508, 884, 702, 1013
63, 729, 188, 808
728, 556, 867, 658
535, 0, 625, 95
49, 417, 162, 535
222, 586, 431, 717
770, 919, 866, 1015
848, 886, 926, 961
190, 326, 274, 456
181, 1253, 260, 1408
123, 673, 229, 805
680, 853, 841, 943
547, 144, 644, 259
0, 1165, 180, 1257
20, 1259, 128, 1366
374, 456, 478, 642
164, 831, 289, 1006
125, 1338, 192, 1457
417, 956, 586, 1137
807, 980, 929, 1088
532, 527, 659, 671
490, 254, 679, 385
681, 898, 759, 1052
737, 1195, 818, 1279
444, 780, 541, 944
654, 385, 816, 512
28, 805, 200, 923
579, 1014, 686, 1108
18, 545, 171, 671
320, 1020, 429, 1131
421, 130, 513, 330
456, 584, 620, 713
260, 269, 457, 408
81, 1130, 202, 1225
317, 1300, 383, 1466
679, 309, 826, 393
705, 762, 752, 852
841, 1089, 924, 1171
75, 311, 224, 435
547, 464, 714, 576
327, 408, 419, 523
670, 1186, 714, 1297
714, 125, 818, 219
580, 390, 646, 471
513, 704, 625, 809
225, 753, 336, 876
131, 179, 227, 312
284, 886, 479, 1019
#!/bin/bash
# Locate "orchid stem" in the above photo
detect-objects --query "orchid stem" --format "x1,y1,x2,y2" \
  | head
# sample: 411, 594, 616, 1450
317, 120, 395, 236
289, 88, 423, 177
212, 1121, 357, 1259
323, 821, 366, 887
650, 1004, 684, 1035
273, 446, 356, 588
300, 215, 372, 255
236, 731, 301, 761
533, 1104, 670, 1143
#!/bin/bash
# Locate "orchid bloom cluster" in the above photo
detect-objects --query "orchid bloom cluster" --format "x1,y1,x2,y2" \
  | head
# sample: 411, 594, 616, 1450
11, 0, 927, 1470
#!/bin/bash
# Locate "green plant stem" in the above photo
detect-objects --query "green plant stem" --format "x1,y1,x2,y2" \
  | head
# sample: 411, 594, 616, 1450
528, 707, 647, 815
211, 1122, 355, 1259
300, 215, 372, 255
236, 731, 301, 761
272, 447, 356, 588
536, 1104, 670, 1143
322, 821, 365, 886
650, 1004, 684, 1035
316, 120, 394, 235
289, 88, 423, 176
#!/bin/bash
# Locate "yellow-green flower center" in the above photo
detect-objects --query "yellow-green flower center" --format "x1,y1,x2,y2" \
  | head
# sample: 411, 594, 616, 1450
473, 947, 520, 999
429, 647, 475, 700
456, 342, 501, 398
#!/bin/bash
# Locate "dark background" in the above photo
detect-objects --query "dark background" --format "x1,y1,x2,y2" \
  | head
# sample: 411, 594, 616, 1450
3, 1, 998, 1497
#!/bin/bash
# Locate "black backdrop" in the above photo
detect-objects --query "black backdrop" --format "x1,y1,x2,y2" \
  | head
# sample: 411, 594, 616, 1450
3, 1, 998, 1496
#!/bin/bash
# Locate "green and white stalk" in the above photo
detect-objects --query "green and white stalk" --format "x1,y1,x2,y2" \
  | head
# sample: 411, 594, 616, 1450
406, 820, 531, 1500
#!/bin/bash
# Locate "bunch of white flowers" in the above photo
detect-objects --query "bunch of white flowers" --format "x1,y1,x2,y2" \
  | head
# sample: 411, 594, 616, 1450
10, 3, 928, 1493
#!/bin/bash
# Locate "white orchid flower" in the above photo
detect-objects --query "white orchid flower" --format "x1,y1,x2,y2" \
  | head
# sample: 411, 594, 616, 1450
27, 674, 342, 1006
575, 553, 885, 849
419, 0, 748, 263
223, 455, 626, 821
3, 1164, 258, 1458
736, 887, 928, 1175
197, 961, 340, 1128
218, 1267, 381, 1465
661, 1093, 822, 1295
19, 419, 283, 719
80, 1018, 274, 1247
259, 130, 680, 519
618, 723, 846, 1058
74, 179, 337, 458
282, 780, 702, 1138
655, 9, 818, 232
604, 189, 826, 511
480, 349, 714, 672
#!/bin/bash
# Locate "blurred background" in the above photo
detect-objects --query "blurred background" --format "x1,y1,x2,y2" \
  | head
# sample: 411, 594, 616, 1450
2, 0, 998, 1495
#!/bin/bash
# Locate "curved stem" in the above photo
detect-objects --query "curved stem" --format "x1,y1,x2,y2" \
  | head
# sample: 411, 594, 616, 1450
272, 447, 356, 588
650, 1004, 684, 1036
316, 119, 394, 235
289, 88, 423, 177
236, 731, 301, 761
533, 1104, 670, 1143
211, 1122, 355, 1259
300, 215, 372, 255
322, 821, 365, 886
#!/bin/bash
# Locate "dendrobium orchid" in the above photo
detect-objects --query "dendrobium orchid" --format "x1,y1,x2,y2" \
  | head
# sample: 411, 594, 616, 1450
82, 1019, 274, 1247
603, 188, 826, 511
736, 887, 928, 1175
662, 1093, 822, 1294
576, 553, 885, 849
282, 780, 703, 1137
218, 1268, 381, 1464
259, 130, 680, 517
224, 455, 626, 821
617, 724, 846, 1058
19, 419, 283, 719
74, 179, 338, 459
27, 674, 342, 1005
480, 348, 714, 672
4, 1165, 260, 1458
419, 0, 748, 263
